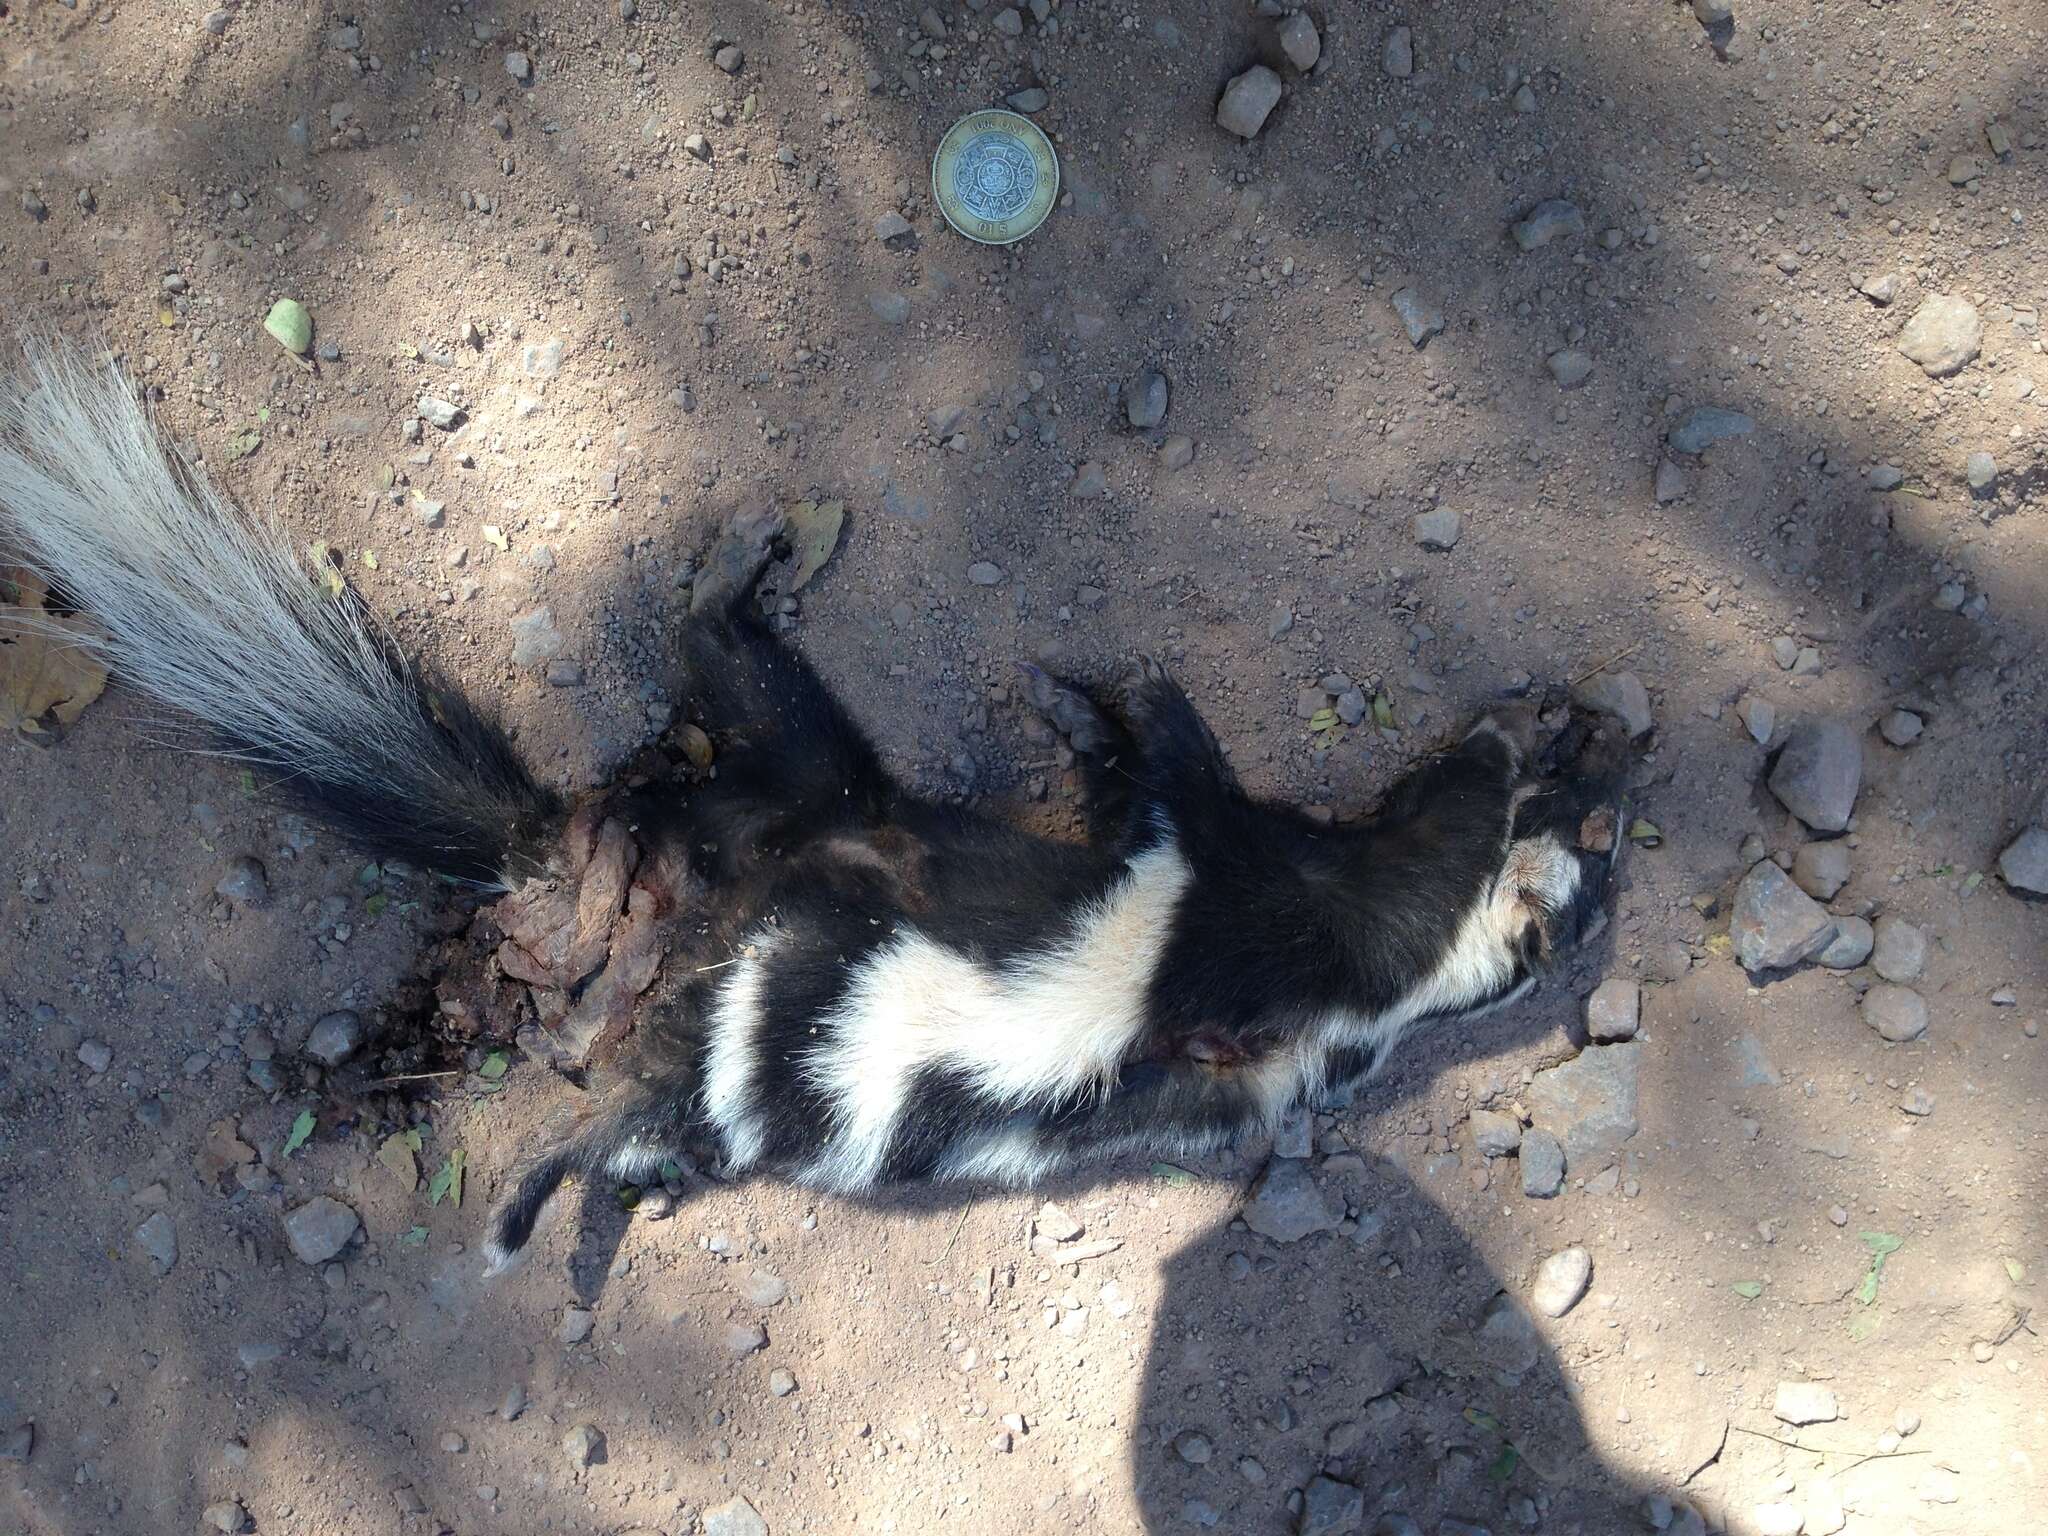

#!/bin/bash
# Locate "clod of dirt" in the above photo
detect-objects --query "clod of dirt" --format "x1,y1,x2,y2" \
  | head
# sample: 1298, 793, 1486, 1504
1469, 1108, 1521, 1158
304, 1009, 364, 1067
1871, 916, 1927, 983
1667, 406, 1756, 454
1790, 842, 1850, 900
1381, 24, 1414, 77
1773, 1382, 1840, 1426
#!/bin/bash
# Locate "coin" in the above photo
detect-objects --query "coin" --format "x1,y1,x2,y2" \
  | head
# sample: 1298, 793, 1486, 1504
931, 109, 1059, 245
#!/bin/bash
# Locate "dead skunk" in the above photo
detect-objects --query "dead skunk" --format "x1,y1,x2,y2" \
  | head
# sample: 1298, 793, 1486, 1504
0, 339, 1628, 1275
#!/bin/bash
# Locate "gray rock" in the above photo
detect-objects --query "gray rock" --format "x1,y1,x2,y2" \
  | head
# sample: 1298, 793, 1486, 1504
562, 1422, 605, 1468
1896, 295, 1982, 377
1006, 87, 1050, 113
1123, 370, 1169, 429
1731, 861, 1836, 972
1159, 435, 1194, 470
1771, 636, 1801, 670
1817, 915, 1874, 969
767, 1368, 797, 1396
684, 133, 712, 161
703, 1495, 768, 1536
1547, 349, 1593, 388
522, 337, 565, 378
214, 856, 269, 907
1653, 459, 1689, 504
1520, 1128, 1564, 1196
1791, 842, 1851, 900
713, 44, 744, 73
966, 561, 1004, 586
991, 7, 1023, 35
740, 1268, 787, 1307
1733, 1033, 1782, 1087
77, 1039, 112, 1073
1526, 1042, 1640, 1165
1272, 1105, 1312, 1158
873, 211, 913, 243
1900, 1086, 1934, 1116
509, 606, 565, 665
868, 291, 910, 325
558, 1307, 594, 1345
1998, 827, 2048, 893
1585, 978, 1640, 1042
1512, 82, 1537, 113
1871, 916, 1926, 983
305, 1009, 364, 1067
1862, 984, 1929, 1043
1532, 1246, 1592, 1317
135, 1211, 178, 1271
1216, 65, 1284, 139
417, 395, 462, 429
203, 1500, 247, 1534
1240, 1158, 1338, 1243
1768, 718, 1862, 831
1966, 451, 1997, 495
1738, 693, 1776, 746
1381, 25, 1414, 78
1773, 1382, 1840, 1426
1071, 461, 1107, 498
1868, 463, 1904, 489
1692, 0, 1733, 19
1468, 1109, 1521, 1158
1389, 287, 1444, 348
1476, 1291, 1542, 1374
1412, 508, 1462, 550
1174, 1430, 1213, 1465
1300, 1475, 1366, 1535
1880, 709, 1923, 747
284, 1196, 361, 1265
1668, 406, 1756, 454
1860, 271, 1900, 305
504, 50, 531, 82
1510, 199, 1586, 251
1572, 670, 1652, 739
0, 1423, 31, 1462
1277, 11, 1320, 69
724, 1321, 768, 1356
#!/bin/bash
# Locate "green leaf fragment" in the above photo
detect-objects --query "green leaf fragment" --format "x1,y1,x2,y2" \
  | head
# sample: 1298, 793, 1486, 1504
1463, 1408, 1503, 1434
226, 427, 262, 462
479, 1050, 510, 1081
1628, 818, 1664, 847
1370, 692, 1395, 729
1150, 1162, 1195, 1186
1487, 1445, 1519, 1483
785, 498, 845, 592
377, 1130, 419, 1188
657, 1158, 685, 1184
399, 1225, 429, 1247
616, 1184, 642, 1210
2005, 1257, 2025, 1285
1307, 707, 1339, 733
363, 892, 388, 918
263, 298, 313, 355
1731, 1280, 1763, 1300
1855, 1231, 1902, 1306
427, 1147, 465, 1207
282, 1109, 316, 1157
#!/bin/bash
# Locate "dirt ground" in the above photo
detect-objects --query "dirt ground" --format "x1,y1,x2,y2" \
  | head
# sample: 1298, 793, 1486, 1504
3, 0, 2046, 1532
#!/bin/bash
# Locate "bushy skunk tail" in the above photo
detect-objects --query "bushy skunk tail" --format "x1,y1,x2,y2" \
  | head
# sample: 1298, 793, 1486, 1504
0, 337, 558, 885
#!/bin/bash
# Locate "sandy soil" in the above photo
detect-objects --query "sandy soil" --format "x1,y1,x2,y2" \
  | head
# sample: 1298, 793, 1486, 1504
2, 0, 2045, 1533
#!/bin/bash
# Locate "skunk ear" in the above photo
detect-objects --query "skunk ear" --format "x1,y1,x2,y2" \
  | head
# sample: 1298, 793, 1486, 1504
1516, 918, 1549, 976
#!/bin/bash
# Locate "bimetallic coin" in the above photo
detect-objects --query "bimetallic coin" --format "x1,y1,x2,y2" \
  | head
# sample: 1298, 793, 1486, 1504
932, 110, 1059, 245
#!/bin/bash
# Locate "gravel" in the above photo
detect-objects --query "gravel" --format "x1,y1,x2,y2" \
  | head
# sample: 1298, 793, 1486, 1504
1585, 978, 1639, 1042
1531, 1246, 1592, 1317
1862, 984, 1929, 1043
1768, 718, 1863, 832
1871, 916, 1927, 983
1731, 860, 1836, 972
284, 1196, 360, 1264
1896, 295, 1983, 376
1216, 66, 1284, 139
1006, 87, 1049, 112
1239, 1158, 1338, 1242
1388, 287, 1445, 348
1520, 1128, 1565, 1197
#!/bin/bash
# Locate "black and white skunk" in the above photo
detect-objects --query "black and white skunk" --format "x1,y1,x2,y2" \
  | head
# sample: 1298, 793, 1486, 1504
0, 339, 1626, 1275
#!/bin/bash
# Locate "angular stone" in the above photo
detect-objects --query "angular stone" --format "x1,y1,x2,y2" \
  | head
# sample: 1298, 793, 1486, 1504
1731, 861, 1836, 972
703, 1495, 769, 1536
1862, 984, 1928, 1043
1653, 459, 1689, 504
1871, 916, 1926, 983
1216, 65, 1284, 139
1526, 1042, 1640, 1166
1572, 670, 1652, 739
1773, 1382, 1839, 1426
1381, 24, 1413, 78
305, 1009, 364, 1067
1412, 508, 1461, 550
1791, 843, 1851, 900
1389, 286, 1443, 348
1998, 827, 2048, 893
1239, 1158, 1337, 1243
1547, 348, 1593, 388
1510, 199, 1585, 251
1668, 406, 1756, 454
1520, 1128, 1564, 1197
1277, 11, 1320, 69
135, 1211, 178, 1271
1768, 718, 1862, 832
1468, 1109, 1521, 1158
1531, 1246, 1592, 1317
284, 1196, 360, 1265
1880, 709, 1923, 747
562, 1422, 605, 1469
1738, 693, 1776, 746
1123, 370, 1168, 430
1585, 978, 1640, 1042
1816, 916, 1874, 969
1896, 295, 1982, 377
1299, 1475, 1365, 1536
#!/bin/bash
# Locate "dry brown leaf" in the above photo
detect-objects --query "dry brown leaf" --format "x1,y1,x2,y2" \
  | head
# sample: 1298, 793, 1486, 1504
195, 1117, 258, 1185
1, 566, 109, 737
785, 498, 844, 591
678, 722, 715, 771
